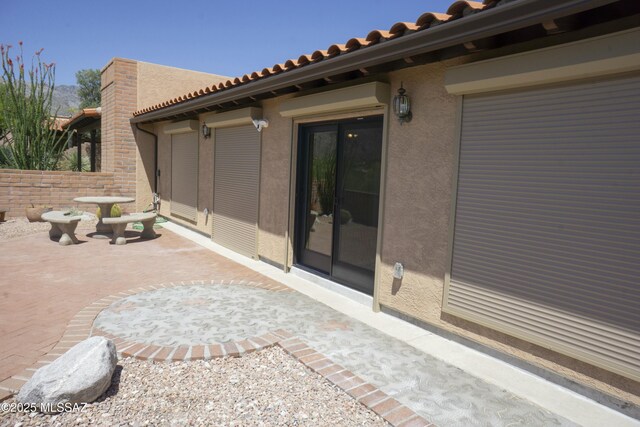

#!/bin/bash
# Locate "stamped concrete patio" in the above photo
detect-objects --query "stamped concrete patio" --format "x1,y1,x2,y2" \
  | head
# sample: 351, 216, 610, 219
0, 222, 635, 426
0, 225, 266, 385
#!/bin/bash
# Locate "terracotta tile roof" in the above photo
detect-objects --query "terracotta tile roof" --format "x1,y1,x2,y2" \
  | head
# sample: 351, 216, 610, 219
133, 0, 498, 117
51, 116, 71, 131
61, 108, 101, 128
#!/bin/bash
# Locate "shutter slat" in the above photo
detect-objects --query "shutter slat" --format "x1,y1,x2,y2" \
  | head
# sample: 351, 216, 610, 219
451, 287, 640, 354
450, 289, 640, 368
447, 73, 640, 381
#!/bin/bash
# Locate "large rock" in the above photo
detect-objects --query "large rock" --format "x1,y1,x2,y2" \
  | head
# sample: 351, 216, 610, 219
17, 336, 117, 413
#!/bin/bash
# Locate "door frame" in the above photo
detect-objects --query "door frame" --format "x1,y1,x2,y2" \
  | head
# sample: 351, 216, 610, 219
286, 107, 390, 311
294, 122, 336, 275
293, 114, 384, 295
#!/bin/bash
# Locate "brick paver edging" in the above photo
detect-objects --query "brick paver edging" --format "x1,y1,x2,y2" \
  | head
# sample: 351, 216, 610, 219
0, 279, 434, 427
0, 279, 290, 401
277, 332, 436, 427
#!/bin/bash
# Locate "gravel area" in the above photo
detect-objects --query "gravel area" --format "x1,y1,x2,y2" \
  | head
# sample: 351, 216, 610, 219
0, 216, 99, 241
0, 347, 388, 427
0, 218, 51, 241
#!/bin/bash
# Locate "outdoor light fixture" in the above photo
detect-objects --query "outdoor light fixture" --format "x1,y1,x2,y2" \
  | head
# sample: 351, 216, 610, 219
252, 118, 269, 132
393, 83, 412, 124
201, 123, 211, 139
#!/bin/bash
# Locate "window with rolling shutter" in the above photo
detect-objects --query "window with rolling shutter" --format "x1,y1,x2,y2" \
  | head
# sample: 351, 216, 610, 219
213, 125, 261, 259
170, 132, 198, 221
445, 73, 640, 381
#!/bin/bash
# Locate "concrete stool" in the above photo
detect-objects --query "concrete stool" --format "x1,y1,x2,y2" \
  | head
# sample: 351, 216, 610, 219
41, 211, 82, 246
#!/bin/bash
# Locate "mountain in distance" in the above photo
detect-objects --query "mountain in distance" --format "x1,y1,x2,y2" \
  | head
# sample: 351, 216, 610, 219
51, 85, 79, 117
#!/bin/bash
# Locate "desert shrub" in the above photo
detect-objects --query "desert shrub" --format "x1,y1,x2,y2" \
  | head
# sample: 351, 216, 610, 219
0, 144, 12, 167
60, 149, 89, 172
0, 43, 67, 170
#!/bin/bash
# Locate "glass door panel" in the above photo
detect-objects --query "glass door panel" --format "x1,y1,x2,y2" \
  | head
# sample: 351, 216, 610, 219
332, 119, 383, 294
295, 116, 383, 295
297, 126, 337, 274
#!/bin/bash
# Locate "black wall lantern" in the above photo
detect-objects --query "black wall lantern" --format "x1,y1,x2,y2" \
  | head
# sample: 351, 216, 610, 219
393, 82, 412, 125
201, 123, 211, 139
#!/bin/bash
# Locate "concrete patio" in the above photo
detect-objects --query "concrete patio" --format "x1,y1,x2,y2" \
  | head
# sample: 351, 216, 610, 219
0, 221, 636, 426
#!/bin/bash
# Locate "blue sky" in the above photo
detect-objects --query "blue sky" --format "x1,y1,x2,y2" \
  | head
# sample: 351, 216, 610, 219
1, 1, 454, 86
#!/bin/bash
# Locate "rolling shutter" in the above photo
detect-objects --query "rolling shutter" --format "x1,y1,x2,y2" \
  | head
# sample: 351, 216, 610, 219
445, 73, 640, 380
213, 125, 260, 258
170, 132, 198, 221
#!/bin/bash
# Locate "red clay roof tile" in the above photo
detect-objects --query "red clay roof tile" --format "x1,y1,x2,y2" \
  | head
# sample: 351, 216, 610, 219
389, 22, 420, 35
311, 50, 327, 61
345, 38, 368, 50
133, 1, 499, 117
365, 29, 392, 43
327, 44, 347, 56
447, 1, 485, 17
415, 12, 451, 28
296, 54, 312, 65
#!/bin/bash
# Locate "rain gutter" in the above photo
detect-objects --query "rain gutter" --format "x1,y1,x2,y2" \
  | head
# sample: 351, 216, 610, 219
131, 0, 618, 124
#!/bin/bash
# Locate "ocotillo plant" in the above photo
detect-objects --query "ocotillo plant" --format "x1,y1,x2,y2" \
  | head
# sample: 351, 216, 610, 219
0, 42, 67, 170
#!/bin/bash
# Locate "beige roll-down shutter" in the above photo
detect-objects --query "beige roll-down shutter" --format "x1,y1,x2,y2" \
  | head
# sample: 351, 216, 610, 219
445, 73, 640, 380
170, 132, 198, 221
213, 125, 260, 258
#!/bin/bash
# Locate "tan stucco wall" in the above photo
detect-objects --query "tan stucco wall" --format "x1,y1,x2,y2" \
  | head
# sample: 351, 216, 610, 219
135, 61, 639, 404
377, 63, 457, 329
132, 59, 227, 219
134, 124, 156, 212
155, 97, 294, 263
155, 122, 172, 220
153, 121, 212, 235
375, 62, 640, 404
257, 97, 293, 267
196, 127, 213, 234
137, 61, 228, 111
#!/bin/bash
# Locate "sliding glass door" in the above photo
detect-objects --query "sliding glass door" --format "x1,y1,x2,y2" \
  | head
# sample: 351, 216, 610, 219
295, 116, 383, 295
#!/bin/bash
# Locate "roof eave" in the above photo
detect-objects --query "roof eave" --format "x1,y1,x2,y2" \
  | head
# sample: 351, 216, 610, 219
131, 0, 619, 124
62, 108, 102, 130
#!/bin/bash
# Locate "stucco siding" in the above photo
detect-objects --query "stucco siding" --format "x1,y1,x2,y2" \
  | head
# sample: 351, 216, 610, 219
137, 62, 228, 112
134, 124, 156, 212
378, 63, 458, 323
197, 129, 214, 234
257, 98, 292, 266
155, 123, 172, 220
133, 61, 639, 404
152, 122, 211, 234
377, 62, 640, 404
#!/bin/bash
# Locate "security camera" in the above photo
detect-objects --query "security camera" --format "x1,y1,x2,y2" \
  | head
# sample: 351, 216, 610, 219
252, 119, 269, 132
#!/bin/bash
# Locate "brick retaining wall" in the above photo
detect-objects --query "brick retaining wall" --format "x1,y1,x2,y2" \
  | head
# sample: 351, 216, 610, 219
0, 169, 118, 218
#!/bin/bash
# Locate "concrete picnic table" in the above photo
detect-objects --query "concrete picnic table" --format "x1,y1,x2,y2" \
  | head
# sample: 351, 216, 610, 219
74, 196, 135, 234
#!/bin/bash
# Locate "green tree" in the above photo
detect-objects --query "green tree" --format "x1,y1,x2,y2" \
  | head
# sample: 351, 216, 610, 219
0, 43, 67, 170
75, 69, 100, 108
